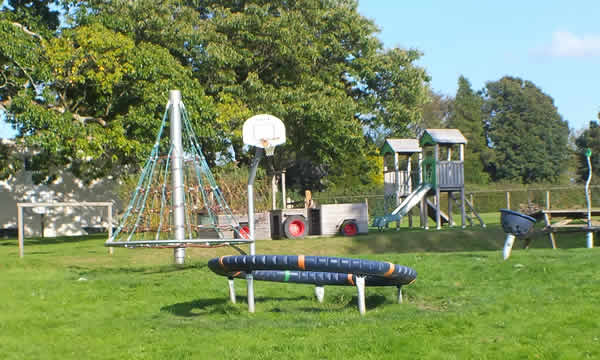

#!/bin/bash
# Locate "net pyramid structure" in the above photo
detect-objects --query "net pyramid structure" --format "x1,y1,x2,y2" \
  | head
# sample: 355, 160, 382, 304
107, 100, 251, 249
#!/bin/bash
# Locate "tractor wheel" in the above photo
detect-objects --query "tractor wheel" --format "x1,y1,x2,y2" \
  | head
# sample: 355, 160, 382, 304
283, 215, 307, 239
340, 219, 359, 236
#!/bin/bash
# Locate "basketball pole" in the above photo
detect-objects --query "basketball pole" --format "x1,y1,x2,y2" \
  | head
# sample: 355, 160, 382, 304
246, 147, 264, 313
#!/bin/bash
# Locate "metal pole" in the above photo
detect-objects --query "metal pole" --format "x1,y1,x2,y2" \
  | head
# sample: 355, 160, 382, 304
585, 149, 594, 248
356, 275, 366, 315
503, 233, 516, 260
107, 204, 113, 255
314, 285, 325, 303
18, 204, 24, 258
228, 278, 236, 304
396, 286, 403, 304
169, 90, 186, 265
246, 147, 264, 313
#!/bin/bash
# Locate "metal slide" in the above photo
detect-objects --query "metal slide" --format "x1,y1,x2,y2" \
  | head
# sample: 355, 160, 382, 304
373, 183, 432, 229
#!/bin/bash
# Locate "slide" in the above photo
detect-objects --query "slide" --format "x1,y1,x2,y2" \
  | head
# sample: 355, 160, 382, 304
373, 183, 432, 229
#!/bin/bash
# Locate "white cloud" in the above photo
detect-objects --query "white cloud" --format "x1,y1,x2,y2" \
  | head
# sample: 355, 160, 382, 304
548, 31, 600, 57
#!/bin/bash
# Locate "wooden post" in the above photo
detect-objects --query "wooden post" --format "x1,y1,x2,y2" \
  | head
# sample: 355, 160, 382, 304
435, 144, 441, 229
461, 189, 466, 228
448, 191, 454, 226
18, 204, 24, 258
272, 175, 277, 210
281, 169, 286, 209
107, 203, 113, 255
546, 191, 550, 210
543, 212, 557, 249
506, 192, 511, 210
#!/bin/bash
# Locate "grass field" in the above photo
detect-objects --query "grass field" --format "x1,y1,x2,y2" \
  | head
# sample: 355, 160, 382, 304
1, 214, 599, 359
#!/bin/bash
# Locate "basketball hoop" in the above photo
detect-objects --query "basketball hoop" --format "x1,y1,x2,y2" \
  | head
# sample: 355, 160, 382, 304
261, 139, 276, 156
243, 115, 286, 155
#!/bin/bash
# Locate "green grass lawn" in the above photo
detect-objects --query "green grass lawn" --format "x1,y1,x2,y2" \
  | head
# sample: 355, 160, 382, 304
1, 214, 599, 359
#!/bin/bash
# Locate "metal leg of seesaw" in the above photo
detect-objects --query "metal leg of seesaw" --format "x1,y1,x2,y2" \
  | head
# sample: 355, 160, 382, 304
355, 275, 366, 316
503, 233, 516, 260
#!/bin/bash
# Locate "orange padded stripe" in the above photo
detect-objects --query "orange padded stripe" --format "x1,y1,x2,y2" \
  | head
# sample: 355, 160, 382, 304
347, 274, 354, 286
298, 255, 306, 270
383, 262, 395, 277
218, 256, 227, 269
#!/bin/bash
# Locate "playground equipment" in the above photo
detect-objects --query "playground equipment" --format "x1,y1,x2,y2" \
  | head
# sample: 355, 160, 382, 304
208, 255, 417, 315
500, 209, 537, 260
501, 149, 596, 259
105, 90, 255, 264
374, 129, 485, 230
585, 148, 594, 248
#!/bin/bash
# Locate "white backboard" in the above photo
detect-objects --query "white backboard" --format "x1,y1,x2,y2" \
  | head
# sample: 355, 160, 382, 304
242, 114, 286, 149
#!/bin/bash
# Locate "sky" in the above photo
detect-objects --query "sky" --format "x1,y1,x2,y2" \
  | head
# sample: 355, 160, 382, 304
1, 1, 598, 138
357, 0, 599, 132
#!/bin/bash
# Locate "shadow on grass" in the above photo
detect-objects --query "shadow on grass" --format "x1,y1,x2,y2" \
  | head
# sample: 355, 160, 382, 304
67, 263, 207, 276
163, 295, 310, 317
296, 294, 389, 313
0, 234, 107, 246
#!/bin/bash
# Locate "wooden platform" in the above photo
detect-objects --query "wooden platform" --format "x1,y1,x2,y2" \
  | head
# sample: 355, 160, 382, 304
529, 209, 600, 248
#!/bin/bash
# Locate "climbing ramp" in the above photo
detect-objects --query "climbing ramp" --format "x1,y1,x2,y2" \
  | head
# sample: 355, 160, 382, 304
106, 91, 251, 260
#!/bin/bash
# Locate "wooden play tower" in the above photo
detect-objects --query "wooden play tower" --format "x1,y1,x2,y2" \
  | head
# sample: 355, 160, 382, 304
381, 138, 422, 227
378, 129, 485, 230
420, 129, 468, 229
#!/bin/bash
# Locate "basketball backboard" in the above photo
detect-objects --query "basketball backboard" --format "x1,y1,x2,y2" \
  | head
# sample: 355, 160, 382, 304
242, 114, 286, 154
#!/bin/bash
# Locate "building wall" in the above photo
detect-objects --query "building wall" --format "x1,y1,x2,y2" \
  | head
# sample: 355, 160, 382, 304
0, 169, 119, 237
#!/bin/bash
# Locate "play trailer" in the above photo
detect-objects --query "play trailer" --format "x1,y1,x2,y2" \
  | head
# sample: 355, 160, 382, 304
269, 202, 369, 239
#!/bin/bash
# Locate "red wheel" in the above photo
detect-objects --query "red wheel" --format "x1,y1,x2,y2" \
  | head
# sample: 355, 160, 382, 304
340, 220, 358, 236
283, 215, 307, 239
239, 225, 250, 239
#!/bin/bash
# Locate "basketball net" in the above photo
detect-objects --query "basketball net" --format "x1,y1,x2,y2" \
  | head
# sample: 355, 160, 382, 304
261, 139, 275, 156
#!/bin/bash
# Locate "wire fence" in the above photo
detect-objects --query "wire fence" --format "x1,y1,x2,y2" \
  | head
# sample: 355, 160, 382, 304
311, 185, 600, 217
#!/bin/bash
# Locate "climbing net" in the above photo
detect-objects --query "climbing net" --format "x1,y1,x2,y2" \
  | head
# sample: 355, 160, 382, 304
107, 100, 251, 249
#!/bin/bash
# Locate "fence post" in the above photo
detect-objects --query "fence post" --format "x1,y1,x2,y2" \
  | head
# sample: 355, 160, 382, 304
506, 191, 510, 210
546, 191, 550, 210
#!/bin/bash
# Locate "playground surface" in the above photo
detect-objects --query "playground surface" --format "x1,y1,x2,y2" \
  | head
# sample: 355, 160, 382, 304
1, 217, 599, 359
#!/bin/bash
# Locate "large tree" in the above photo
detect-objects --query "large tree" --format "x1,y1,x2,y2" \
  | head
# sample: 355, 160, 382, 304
482, 76, 569, 183
2, 0, 430, 189
1, 3, 216, 183
447, 76, 489, 184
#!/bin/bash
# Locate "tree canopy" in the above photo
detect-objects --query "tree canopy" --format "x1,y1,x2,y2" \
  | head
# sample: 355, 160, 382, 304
447, 76, 489, 184
482, 76, 570, 183
1, 0, 430, 188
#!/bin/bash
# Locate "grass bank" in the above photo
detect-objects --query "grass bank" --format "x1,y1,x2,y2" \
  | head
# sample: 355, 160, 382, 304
1, 217, 598, 359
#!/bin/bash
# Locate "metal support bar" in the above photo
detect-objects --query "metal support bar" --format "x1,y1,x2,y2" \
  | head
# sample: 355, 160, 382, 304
356, 275, 366, 315
245, 147, 264, 313
315, 285, 325, 303
396, 286, 403, 304
228, 278, 237, 304
503, 233, 516, 260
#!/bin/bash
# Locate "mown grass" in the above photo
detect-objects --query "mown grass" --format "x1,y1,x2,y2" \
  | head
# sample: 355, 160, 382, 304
1, 213, 599, 359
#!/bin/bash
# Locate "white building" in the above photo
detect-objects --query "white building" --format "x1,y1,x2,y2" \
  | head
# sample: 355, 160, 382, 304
1, 139, 119, 237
